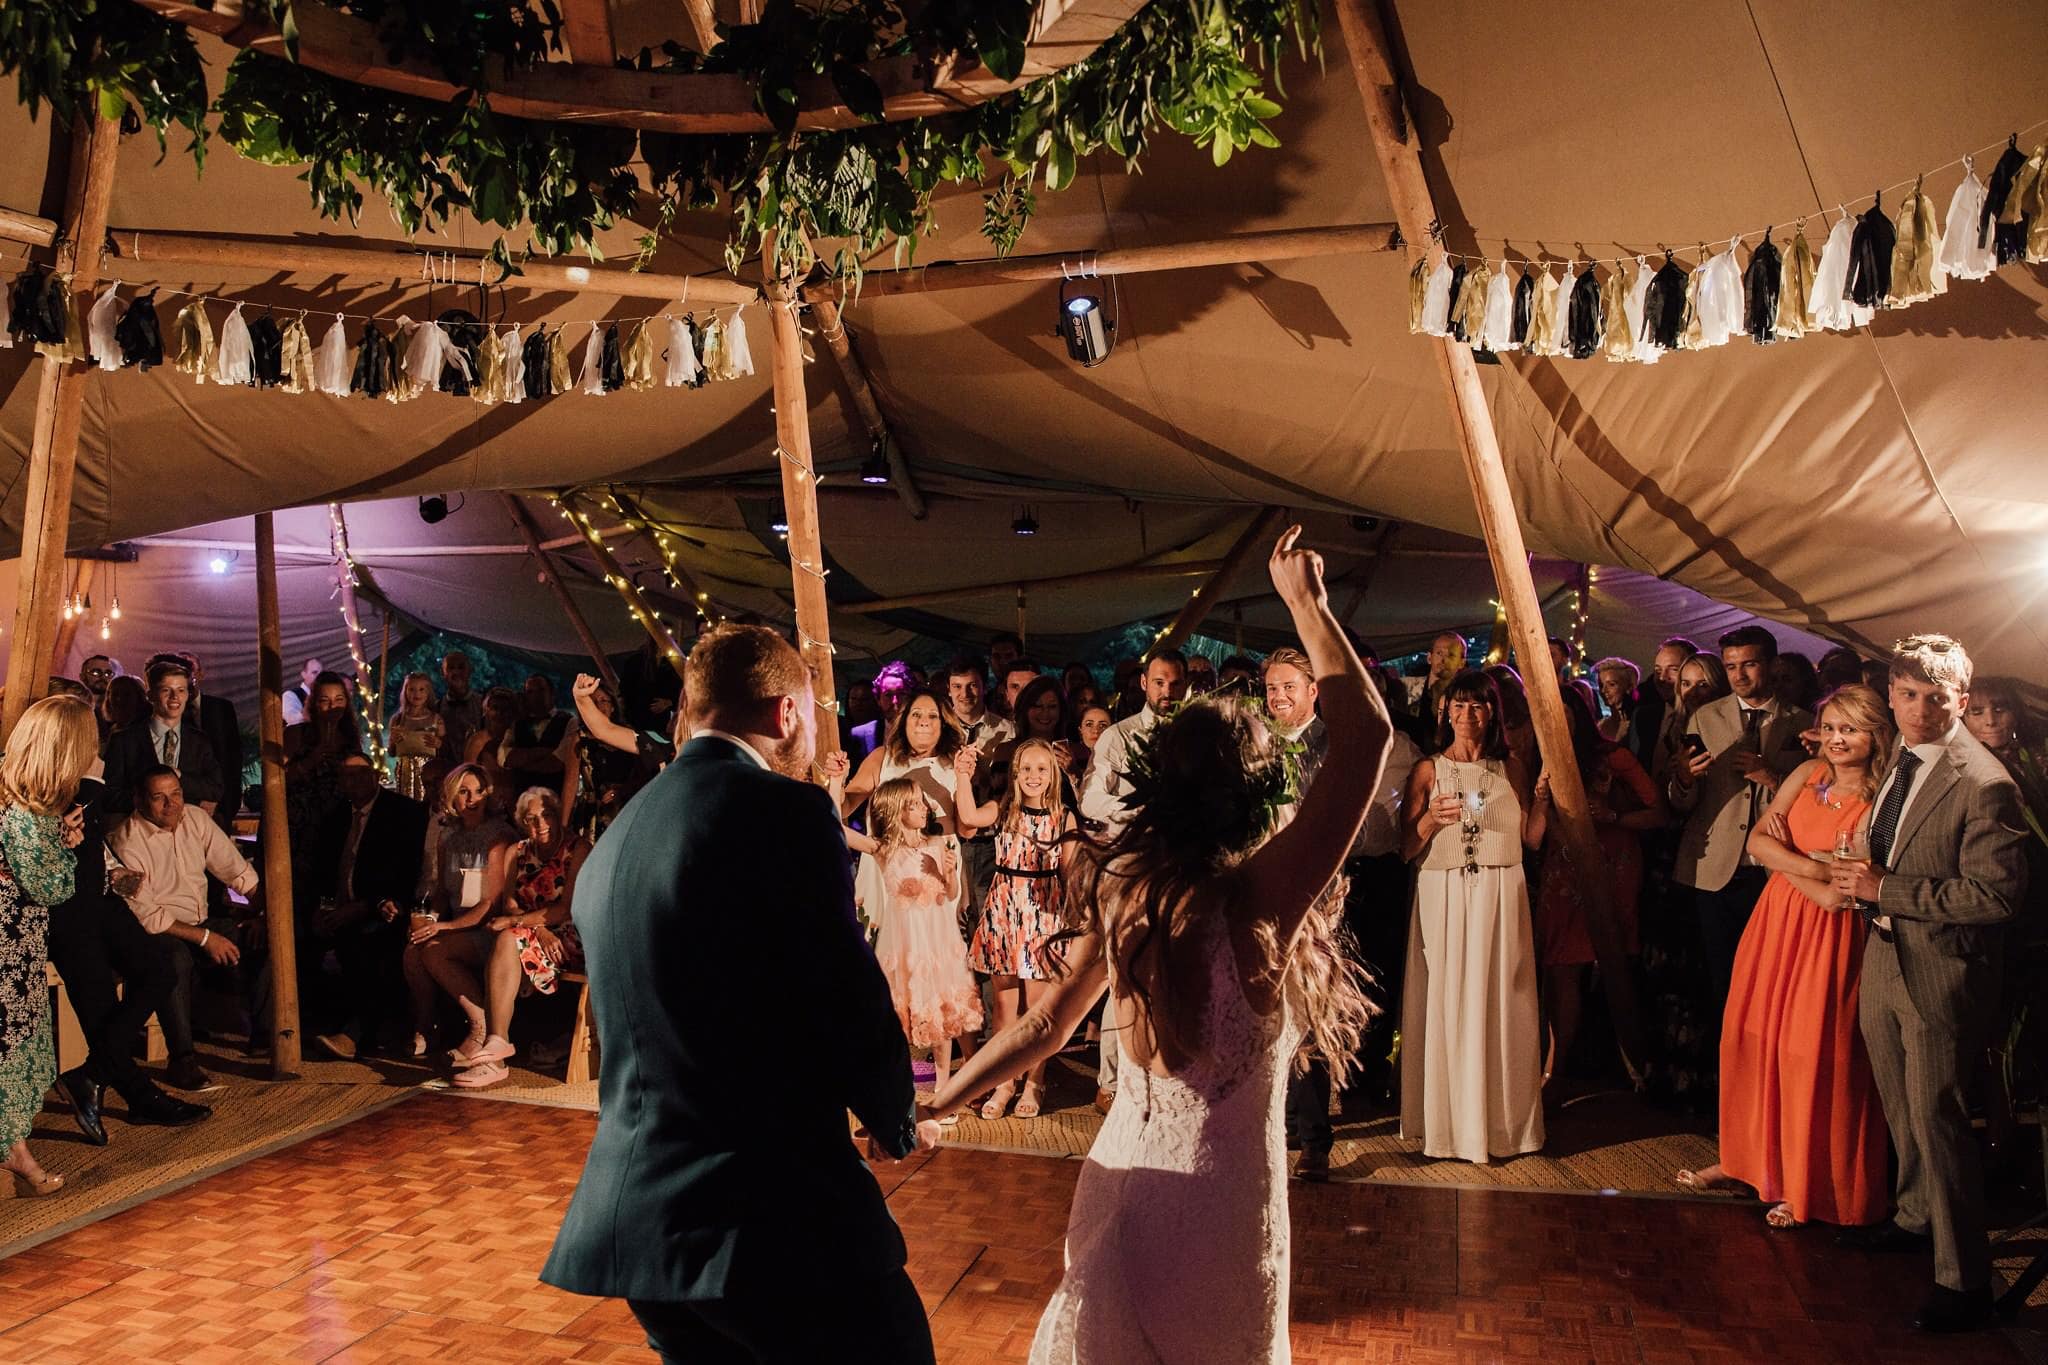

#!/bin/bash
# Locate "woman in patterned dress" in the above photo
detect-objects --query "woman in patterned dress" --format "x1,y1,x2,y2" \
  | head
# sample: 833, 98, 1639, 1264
959, 739, 1076, 1119
0, 696, 99, 1197
454, 786, 591, 1087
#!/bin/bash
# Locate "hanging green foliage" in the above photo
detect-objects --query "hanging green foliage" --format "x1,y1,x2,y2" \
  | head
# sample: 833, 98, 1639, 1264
0, 0, 1316, 281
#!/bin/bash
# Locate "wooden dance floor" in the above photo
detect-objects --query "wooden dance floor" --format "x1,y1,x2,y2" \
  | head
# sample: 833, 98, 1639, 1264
0, 1092, 2038, 1363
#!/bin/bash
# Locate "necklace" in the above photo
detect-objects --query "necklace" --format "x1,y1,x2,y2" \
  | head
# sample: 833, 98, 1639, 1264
1439, 757, 1494, 875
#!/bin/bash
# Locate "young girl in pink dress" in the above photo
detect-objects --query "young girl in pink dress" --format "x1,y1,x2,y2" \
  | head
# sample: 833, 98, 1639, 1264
858, 778, 983, 1104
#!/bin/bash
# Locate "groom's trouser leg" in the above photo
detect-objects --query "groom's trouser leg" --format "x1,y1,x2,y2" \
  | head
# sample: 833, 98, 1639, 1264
631, 1265, 934, 1365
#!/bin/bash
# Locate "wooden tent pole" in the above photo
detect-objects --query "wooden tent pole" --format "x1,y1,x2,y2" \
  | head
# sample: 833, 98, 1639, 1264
1147, 508, 1286, 660
557, 498, 688, 683
1332, 0, 1645, 1078
763, 237, 841, 757
803, 223, 1399, 302
2, 112, 120, 747
253, 512, 302, 1076
46, 558, 96, 673
502, 493, 624, 694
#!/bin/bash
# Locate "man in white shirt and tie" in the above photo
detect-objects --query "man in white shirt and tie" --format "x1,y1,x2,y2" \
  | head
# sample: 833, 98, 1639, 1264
1829, 634, 2025, 1334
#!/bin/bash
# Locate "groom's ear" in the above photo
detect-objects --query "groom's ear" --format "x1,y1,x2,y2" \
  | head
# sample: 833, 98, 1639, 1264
773, 692, 803, 739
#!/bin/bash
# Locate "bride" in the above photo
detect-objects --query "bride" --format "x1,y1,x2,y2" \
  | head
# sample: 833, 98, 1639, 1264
923, 527, 1391, 1363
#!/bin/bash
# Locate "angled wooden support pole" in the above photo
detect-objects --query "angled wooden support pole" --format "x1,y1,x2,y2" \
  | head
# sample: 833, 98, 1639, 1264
3, 112, 120, 746
763, 238, 841, 757
1332, 0, 1645, 1079
1147, 508, 1287, 660
253, 512, 302, 1076
502, 494, 624, 695
807, 291, 927, 519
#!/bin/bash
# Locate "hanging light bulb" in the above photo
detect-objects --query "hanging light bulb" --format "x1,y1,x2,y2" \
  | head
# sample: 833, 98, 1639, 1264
109, 596, 121, 621
60, 595, 74, 621
98, 617, 110, 641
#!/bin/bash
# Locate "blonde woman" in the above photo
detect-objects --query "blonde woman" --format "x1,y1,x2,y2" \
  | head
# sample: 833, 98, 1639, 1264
403, 763, 517, 1059
0, 696, 97, 1196
1678, 685, 1895, 1229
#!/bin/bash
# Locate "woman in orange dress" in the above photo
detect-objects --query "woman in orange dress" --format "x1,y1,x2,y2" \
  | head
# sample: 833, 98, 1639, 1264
1675, 684, 1893, 1227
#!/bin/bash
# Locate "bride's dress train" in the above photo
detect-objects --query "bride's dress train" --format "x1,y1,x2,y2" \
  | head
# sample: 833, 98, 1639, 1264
1028, 917, 1301, 1364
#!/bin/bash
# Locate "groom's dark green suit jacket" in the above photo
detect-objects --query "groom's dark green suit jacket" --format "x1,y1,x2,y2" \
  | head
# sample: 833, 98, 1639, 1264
541, 735, 918, 1303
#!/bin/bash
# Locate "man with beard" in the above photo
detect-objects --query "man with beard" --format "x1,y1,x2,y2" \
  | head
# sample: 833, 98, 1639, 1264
544, 625, 939, 1362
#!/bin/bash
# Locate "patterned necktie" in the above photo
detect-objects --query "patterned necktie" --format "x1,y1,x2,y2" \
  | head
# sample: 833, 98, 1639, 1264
1740, 706, 1766, 858
1868, 749, 1923, 867
161, 727, 179, 769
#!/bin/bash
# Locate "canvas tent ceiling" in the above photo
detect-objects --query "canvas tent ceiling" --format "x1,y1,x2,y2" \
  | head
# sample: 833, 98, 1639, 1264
1, 0, 2044, 684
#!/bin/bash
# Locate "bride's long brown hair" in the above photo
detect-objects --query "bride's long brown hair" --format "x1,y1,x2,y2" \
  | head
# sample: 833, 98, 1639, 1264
1059, 696, 1376, 1085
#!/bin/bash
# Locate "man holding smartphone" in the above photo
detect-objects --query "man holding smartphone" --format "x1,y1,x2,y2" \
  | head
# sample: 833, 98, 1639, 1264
1667, 626, 1814, 1044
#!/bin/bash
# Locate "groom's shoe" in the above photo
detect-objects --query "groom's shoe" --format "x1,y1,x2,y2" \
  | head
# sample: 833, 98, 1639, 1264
1911, 1285, 1995, 1333
1295, 1148, 1331, 1183
1837, 1220, 1932, 1253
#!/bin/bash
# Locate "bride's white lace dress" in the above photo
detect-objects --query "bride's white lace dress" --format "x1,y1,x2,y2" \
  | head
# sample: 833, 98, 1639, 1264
1028, 917, 1300, 1364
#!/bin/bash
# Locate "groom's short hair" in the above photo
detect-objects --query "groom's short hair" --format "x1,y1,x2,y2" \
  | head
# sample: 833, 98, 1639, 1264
685, 625, 809, 728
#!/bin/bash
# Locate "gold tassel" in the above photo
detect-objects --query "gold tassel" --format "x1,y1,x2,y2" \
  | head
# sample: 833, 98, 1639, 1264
474, 330, 502, 405
547, 328, 572, 393
701, 317, 728, 379
1406, 256, 1430, 334
1679, 263, 1704, 349
1999, 140, 2048, 226
1455, 261, 1489, 343
1775, 229, 1813, 340
171, 299, 215, 377
279, 316, 315, 393
1600, 265, 1631, 363
1527, 269, 1558, 356
622, 320, 657, 391
2028, 160, 2048, 263
1887, 180, 1945, 307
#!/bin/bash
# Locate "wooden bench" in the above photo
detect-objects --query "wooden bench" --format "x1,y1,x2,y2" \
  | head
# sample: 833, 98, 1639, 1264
46, 960, 166, 1071
561, 970, 599, 1085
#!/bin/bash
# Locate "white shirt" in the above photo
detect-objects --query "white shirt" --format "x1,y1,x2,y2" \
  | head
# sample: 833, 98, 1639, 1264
1078, 707, 1163, 827
281, 687, 309, 727
108, 806, 259, 935
1867, 720, 1959, 928
1361, 731, 1424, 859
691, 729, 771, 771
148, 715, 182, 767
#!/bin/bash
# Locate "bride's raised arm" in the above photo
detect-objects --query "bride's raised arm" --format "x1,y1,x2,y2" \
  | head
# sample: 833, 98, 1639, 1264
1238, 527, 1392, 947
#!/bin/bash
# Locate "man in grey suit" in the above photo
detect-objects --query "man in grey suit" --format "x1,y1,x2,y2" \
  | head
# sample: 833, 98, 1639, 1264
1667, 626, 1814, 1022
1831, 634, 2025, 1334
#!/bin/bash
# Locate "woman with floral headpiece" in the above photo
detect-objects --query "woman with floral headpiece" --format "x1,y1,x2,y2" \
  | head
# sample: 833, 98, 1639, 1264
921, 527, 1392, 1364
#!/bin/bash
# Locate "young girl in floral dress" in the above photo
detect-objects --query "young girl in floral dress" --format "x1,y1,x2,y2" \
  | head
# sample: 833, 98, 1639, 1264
960, 738, 1076, 1120
858, 779, 983, 1106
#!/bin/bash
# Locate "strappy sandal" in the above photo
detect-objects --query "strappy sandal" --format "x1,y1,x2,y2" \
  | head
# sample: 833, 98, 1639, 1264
5, 1164, 64, 1197
980, 1083, 1016, 1121
1014, 1082, 1044, 1120
1764, 1203, 1799, 1229
450, 1059, 508, 1089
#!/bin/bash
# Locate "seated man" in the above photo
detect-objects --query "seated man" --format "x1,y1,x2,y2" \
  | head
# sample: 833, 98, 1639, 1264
311, 752, 428, 1058
107, 766, 260, 1092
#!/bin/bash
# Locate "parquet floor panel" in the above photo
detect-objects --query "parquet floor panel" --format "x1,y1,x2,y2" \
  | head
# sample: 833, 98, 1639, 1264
0, 1092, 2040, 1363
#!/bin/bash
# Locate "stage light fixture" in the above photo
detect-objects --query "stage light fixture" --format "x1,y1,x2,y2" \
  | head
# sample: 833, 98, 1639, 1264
770, 504, 790, 535
1012, 507, 1040, 537
1056, 278, 1117, 367
860, 442, 892, 486
208, 555, 230, 575
418, 494, 450, 524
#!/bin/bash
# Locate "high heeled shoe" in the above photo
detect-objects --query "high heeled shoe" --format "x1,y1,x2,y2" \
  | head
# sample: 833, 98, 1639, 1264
6, 1165, 65, 1197
1013, 1082, 1044, 1120
980, 1083, 1016, 1121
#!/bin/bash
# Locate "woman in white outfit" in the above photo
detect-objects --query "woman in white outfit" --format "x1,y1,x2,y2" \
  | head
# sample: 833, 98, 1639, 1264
924, 527, 1393, 1364
1397, 668, 1546, 1163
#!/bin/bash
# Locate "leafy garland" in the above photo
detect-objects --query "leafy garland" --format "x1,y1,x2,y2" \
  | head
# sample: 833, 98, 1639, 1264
0, 0, 1316, 281
1119, 695, 1303, 859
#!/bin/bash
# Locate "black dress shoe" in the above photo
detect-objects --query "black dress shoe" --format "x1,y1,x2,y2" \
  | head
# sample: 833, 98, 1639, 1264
163, 1055, 221, 1093
122, 1087, 212, 1127
1295, 1148, 1331, 1183
57, 1067, 108, 1147
1912, 1285, 1995, 1333
1836, 1220, 1932, 1253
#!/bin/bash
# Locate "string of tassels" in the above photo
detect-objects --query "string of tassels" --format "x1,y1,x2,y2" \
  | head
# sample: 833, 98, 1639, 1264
0, 280, 758, 400
1406, 127, 2048, 362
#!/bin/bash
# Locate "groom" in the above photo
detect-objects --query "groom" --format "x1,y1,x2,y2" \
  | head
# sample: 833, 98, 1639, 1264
542, 624, 937, 1363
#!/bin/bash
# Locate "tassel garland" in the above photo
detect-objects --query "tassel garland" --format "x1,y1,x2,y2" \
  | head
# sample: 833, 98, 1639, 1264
214, 304, 254, 386
1888, 181, 1946, 307
172, 300, 214, 377
248, 313, 284, 388
1406, 257, 1430, 334
665, 317, 701, 386
115, 289, 164, 369
1743, 238, 1782, 343
622, 321, 657, 390
279, 316, 315, 393
86, 285, 123, 371
1643, 254, 1688, 351
1775, 229, 1814, 339
314, 315, 352, 395
1843, 195, 1897, 309
1419, 258, 1454, 336
1476, 263, 1517, 352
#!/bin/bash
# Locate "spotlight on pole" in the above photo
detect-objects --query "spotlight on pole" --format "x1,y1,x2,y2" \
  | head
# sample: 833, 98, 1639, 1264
770, 504, 790, 535
860, 440, 892, 486
417, 494, 450, 524
1055, 279, 1116, 367
1012, 506, 1039, 537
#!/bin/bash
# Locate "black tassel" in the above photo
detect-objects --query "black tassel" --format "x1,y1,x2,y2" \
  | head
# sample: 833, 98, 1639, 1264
680, 315, 709, 389
351, 323, 394, 398
599, 324, 625, 391
1445, 261, 1470, 343
1565, 269, 1603, 359
523, 327, 551, 399
114, 288, 164, 369
1644, 254, 1688, 349
8, 266, 66, 345
437, 309, 485, 396
1509, 269, 1534, 347
1844, 196, 1896, 308
248, 314, 284, 387
1982, 134, 2026, 260
1743, 239, 1782, 344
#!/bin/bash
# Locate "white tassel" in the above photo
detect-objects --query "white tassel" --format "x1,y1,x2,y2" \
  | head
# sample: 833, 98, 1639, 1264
1546, 265, 1576, 354
1693, 246, 1744, 348
1418, 259, 1454, 336
214, 302, 254, 386
577, 322, 606, 395
722, 308, 754, 378
1477, 263, 1518, 352
401, 316, 439, 395
664, 316, 699, 386
498, 326, 525, 404
1808, 215, 1872, 331
1622, 257, 1660, 363
86, 284, 123, 370
1939, 163, 1996, 281
314, 314, 351, 396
